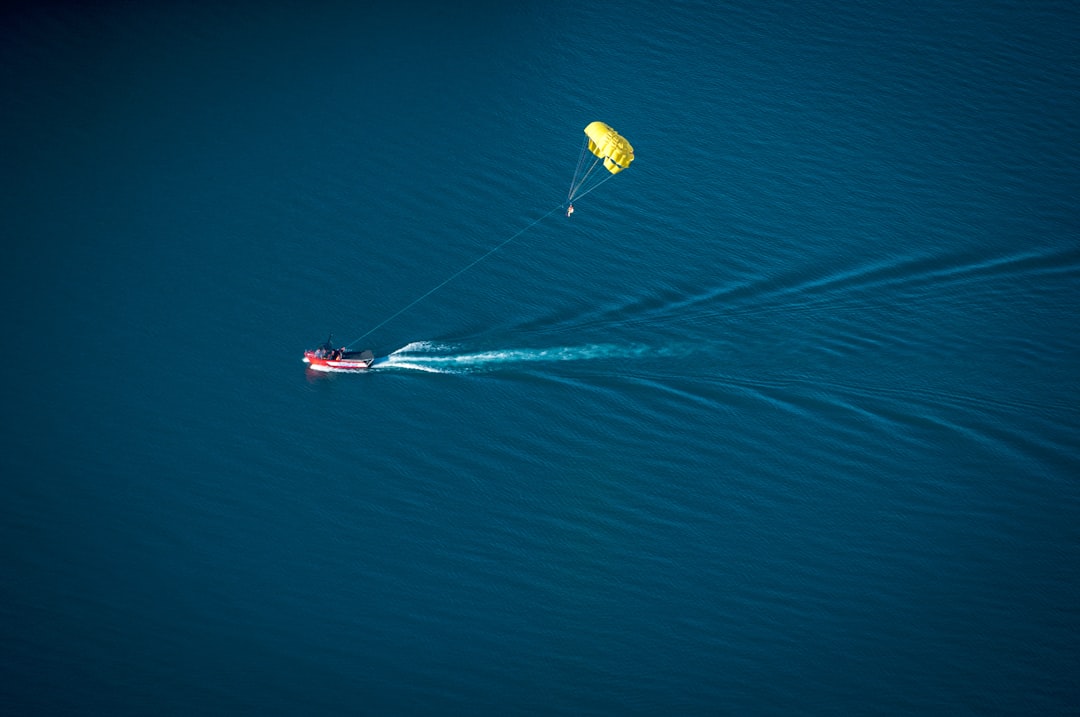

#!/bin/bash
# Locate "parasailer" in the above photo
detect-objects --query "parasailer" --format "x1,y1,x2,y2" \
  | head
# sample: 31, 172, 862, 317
567, 121, 634, 208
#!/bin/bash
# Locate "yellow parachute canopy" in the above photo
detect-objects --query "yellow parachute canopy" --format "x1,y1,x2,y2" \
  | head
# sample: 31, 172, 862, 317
584, 121, 634, 175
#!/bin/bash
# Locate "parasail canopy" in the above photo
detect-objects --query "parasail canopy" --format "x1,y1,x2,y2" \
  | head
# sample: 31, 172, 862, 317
584, 121, 634, 174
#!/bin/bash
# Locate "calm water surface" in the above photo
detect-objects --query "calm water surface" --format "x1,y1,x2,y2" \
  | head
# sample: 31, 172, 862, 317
3, 1, 1078, 714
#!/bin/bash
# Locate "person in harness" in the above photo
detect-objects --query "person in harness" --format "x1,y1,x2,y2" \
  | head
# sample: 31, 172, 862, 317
566, 203, 574, 218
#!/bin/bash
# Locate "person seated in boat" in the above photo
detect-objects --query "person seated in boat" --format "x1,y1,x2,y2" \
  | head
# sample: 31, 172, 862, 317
566, 204, 574, 218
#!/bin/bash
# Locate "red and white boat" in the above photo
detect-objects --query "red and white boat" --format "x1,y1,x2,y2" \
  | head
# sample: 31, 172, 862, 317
303, 336, 375, 371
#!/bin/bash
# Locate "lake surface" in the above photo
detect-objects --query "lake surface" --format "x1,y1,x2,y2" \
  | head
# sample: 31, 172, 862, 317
3, 1, 1079, 713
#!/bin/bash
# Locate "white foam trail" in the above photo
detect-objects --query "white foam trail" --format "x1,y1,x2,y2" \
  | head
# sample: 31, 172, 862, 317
371, 359, 446, 373
378, 342, 663, 373
390, 341, 454, 354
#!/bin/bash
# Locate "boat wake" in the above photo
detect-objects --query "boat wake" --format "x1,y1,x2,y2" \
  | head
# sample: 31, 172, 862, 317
373, 341, 663, 374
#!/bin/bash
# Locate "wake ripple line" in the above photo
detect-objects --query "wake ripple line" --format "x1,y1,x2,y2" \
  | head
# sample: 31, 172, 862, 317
563, 246, 1080, 330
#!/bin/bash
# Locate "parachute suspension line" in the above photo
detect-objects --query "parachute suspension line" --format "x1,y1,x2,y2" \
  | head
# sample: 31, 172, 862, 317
344, 203, 565, 349
568, 156, 603, 203
567, 135, 590, 203
568, 169, 617, 203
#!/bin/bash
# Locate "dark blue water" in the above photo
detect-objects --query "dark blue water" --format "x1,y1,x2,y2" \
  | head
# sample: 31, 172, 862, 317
3, 1, 1079, 713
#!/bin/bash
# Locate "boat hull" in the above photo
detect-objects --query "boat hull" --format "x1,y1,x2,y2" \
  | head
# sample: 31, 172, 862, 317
303, 350, 375, 371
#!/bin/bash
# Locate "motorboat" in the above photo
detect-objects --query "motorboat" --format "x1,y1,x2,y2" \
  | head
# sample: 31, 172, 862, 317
303, 336, 375, 371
